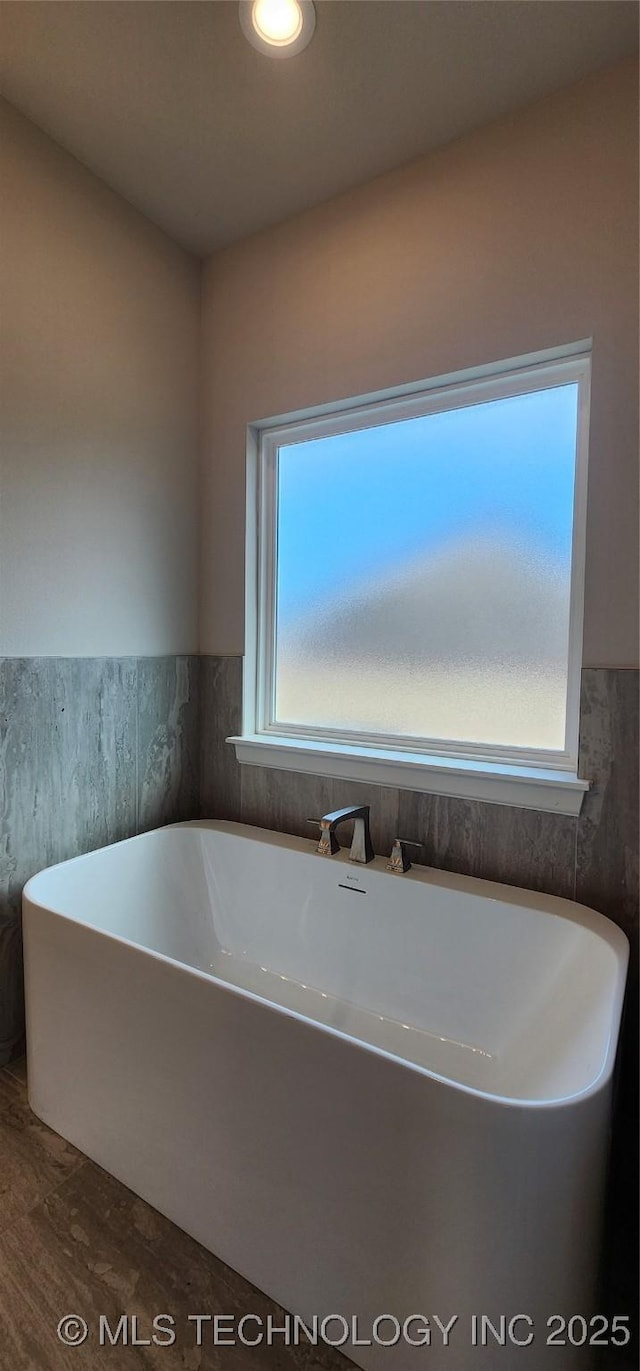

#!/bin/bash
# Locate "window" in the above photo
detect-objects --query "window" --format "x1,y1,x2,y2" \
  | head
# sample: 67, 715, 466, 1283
233, 344, 591, 814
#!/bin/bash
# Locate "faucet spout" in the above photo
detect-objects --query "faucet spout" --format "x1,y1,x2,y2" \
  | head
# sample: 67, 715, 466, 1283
317, 805, 375, 864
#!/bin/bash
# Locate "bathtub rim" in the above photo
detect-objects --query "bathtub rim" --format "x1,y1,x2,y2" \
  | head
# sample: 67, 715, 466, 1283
22, 819, 629, 1113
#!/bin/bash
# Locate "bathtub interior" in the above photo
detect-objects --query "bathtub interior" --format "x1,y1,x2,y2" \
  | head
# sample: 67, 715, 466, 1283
24, 821, 627, 1105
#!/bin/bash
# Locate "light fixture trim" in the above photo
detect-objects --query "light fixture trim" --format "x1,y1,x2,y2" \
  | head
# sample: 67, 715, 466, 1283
239, 0, 316, 58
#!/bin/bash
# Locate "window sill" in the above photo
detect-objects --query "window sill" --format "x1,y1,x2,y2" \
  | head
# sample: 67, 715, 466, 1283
228, 734, 589, 816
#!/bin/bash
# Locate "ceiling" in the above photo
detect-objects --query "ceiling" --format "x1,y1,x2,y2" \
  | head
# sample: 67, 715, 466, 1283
0, 1, 637, 257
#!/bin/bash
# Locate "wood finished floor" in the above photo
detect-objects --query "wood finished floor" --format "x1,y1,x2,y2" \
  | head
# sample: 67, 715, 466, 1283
0, 1060, 635, 1371
0, 1062, 347, 1371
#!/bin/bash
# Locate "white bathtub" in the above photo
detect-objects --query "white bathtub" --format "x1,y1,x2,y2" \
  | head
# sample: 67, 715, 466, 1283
23, 820, 628, 1370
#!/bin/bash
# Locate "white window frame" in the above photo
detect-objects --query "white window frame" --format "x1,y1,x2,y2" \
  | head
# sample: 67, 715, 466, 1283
230, 341, 592, 815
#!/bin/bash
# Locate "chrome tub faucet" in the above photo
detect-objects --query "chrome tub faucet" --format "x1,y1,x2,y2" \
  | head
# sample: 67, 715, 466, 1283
386, 838, 423, 874
311, 805, 375, 864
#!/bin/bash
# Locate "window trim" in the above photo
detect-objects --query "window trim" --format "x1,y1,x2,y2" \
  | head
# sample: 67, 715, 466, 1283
231, 342, 592, 815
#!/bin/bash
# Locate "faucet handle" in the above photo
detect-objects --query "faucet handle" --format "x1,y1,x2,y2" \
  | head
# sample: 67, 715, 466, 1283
386, 838, 422, 874
306, 818, 340, 856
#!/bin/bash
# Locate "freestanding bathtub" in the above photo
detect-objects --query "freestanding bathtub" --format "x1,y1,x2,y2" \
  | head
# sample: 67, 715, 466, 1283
23, 820, 628, 1370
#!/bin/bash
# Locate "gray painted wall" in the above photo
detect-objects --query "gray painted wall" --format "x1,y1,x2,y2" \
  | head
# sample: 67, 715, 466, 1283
0, 100, 200, 659
200, 62, 639, 669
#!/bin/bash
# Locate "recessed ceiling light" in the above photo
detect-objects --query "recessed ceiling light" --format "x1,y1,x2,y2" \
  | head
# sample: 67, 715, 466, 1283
239, 0, 316, 58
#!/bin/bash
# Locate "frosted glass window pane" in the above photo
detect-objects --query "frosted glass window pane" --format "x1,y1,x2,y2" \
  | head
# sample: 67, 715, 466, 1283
274, 385, 579, 751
